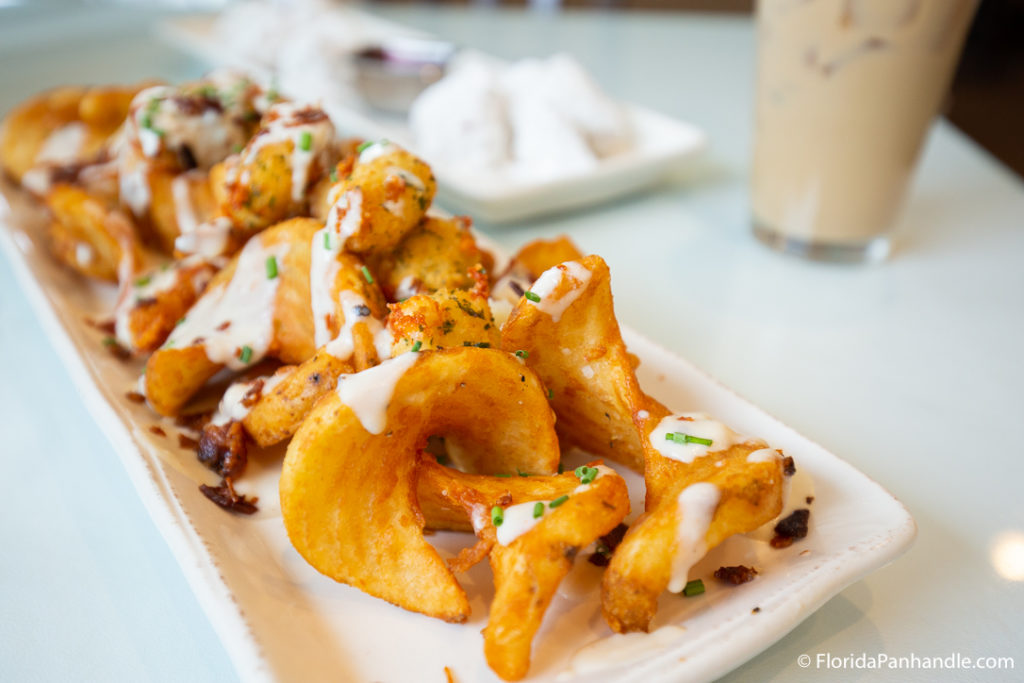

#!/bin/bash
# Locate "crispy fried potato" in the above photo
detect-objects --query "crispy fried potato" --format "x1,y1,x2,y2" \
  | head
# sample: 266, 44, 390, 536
465, 467, 629, 681
511, 235, 584, 280
1, 83, 146, 183
417, 458, 583, 533
117, 257, 219, 353
601, 437, 785, 634
501, 255, 662, 472
280, 347, 560, 622
144, 218, 320, 415
321, 141, 435, 254
147, 169, 216, 254
388, 288, 499, 355
242, 351, 353, 448
46, 185, 142, 282
369, 215, 492, 300
221, 103, 336, 232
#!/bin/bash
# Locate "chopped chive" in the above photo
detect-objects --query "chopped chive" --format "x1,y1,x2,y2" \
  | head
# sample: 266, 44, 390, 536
557, 462, 564, 474
475, 342, 491, 349
298, 131, 312, 151
491, 506, 504, 527
682, 579, 705, 597
533, 502, 544, 519
514, 349, 529, 359
356, 140, 374, 154
524, 291, 541, 303
102, 336, 117, 347
323, 232, 331, 250
330, 168, 338, 183
549, 495, 569, 509
134, 275, 151, 287
361, 265, 374, 284
231, 143, 243, 154
238, 345, 253, 364
547, 388, 554, 400
265, 255, 278, 279
494, 473, 512, 478
667, 432, 713, 446
574, 465, 599, 485
411, 340, 422, 352
140, 113, 153, 130
517, 469, 529, 477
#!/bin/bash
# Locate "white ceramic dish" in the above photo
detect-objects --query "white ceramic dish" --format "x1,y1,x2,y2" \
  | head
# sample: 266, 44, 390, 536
0, 182, 914, 683
158, 14, 708, 224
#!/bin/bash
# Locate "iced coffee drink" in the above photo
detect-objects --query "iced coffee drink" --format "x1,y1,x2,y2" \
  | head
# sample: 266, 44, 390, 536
752, 0, 977, 261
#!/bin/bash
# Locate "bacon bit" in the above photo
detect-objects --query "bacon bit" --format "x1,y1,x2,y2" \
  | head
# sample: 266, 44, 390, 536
178, 433, 199, 450
199, 477, 258, 515
125, 391, 146, 404
291, 107, 328, 125
782, 456, 796, 476
198, 421, 248, 480
508, 280, 525, 297
714, 565, 759, 585
589, 522, 629, 567
240, 378, 266, 408
771, 509, 810, 548
103, 338, 131, 360
806, 496, 815, 505
148, 425, 166, 437
215, 320, 232, 331
752, 606, 761, 614
799, 549, 811, 556
383, 173, 406, 201
175, 412, 210, 431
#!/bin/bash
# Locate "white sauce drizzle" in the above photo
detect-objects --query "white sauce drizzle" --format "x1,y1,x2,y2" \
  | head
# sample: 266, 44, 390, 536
35, 122, 88, 164
385, 166, 426, 191
321, 291, 391, 362
325, 187, 365, 247
336, 351, 420, 435
210, 371, 286, 427
165, 237, 289, 369
113, 256, 216, 349
171, 172, 199, 236
650, 412, 752, 464
238, 102, 334, 203
357, 140, 400, 165
495, 465, 615, 546
527, 261, 592, 322
74, 243, 94, 267
668, 482, 721, 593
118, 158, 151, 217
174, 216, 232, 258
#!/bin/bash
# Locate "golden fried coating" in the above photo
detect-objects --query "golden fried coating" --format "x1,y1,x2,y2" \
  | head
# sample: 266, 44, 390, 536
501, 254, 662, 472
369, 215, 492, 301
46, 185, 142, 282
388, 288, 500, 355
510, 235, 584, 280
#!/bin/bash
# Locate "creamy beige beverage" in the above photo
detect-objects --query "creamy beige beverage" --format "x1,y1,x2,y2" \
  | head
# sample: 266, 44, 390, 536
752, 0, 977, 260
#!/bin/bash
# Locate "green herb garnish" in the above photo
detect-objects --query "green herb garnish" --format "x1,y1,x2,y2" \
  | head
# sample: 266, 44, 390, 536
491, 506, 504, 527
361, 265, 373, 284
238, 345, 253, 364
411, 340, 422, 352
533, 502, 544, 519
549, 495, 569, 509
524, 291, 541, 303
265, 255, 278, 279
666, 432, 713, 447
682, 579, 705, 597
515, 350, 529, 359
298, 131, 312, 152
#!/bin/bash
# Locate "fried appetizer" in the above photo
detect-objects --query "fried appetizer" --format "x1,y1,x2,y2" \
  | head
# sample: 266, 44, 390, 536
144, 217, 319, 415
388, 287, 500, 354
436, 462, 629, 681
601, 407, 787, 633
46, 185, 143, 282
280, 347, 561, 622
369, 214, 493, 300
219, 102, 337, 234
502, 254, 661, 472
320, 140, 436, 255
1, 83, 145, 191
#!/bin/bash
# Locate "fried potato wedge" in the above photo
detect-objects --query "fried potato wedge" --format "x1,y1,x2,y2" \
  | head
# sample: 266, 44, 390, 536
388, 287, 500, 355
416, 458, 584, 533
46, 185, 142, 282
321, 141, 435, 254
280, 347, 560, 622
147, 168, 217, 254
369, 214, 492, 300
602, 437, 785, 633
501, 254, 662, 472
144, 218, 320, 415
464, 467, 629, 681
511, 235, 584, 280
242, 351, 353, 448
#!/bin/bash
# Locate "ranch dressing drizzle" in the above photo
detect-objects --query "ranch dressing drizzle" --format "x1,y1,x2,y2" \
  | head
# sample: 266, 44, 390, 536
336, 351, 420, 435
165, 237, 289, 370
650, 412, 751, 464
236, 102, 334, 203
170, 172, 200, 236
118, 155, 151, 217
175, 216, 232, 259
210, 371, 286, 427
325, 188, 365, 249
745, 448, 816, 543
668, 482, 720, 593
321, 290, 392, 362
35, 122, 88, 165
357, 140, 400, 165
526, 261, 592, 322
495, 465, 615, 546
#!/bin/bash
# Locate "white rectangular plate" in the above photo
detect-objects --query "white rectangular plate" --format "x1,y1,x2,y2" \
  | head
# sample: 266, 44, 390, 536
158, 14, 708, 224
0, 183, 914, 683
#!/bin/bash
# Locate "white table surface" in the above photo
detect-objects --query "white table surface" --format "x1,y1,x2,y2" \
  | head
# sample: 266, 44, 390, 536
2, 4, 1022, 682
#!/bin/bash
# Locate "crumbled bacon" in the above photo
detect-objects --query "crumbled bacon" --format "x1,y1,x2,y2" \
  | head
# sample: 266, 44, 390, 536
197, 420, 248, 479
240, 378, 266, 408
714, 565, 758, 585
782, 456, 796, 476
125, 391, 146, 404
588, 522, 629, 567
148, 425, 166, 437
199, 477, 258, 515
771, 509, 810, 549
